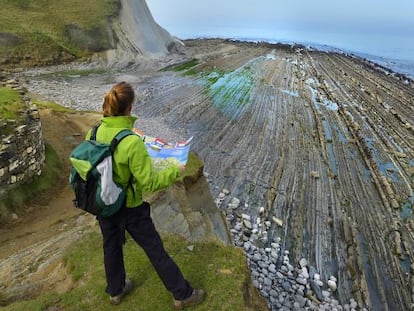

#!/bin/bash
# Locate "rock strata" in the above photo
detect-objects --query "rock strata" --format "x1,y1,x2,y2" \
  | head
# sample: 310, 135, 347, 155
13, 39, 414, 310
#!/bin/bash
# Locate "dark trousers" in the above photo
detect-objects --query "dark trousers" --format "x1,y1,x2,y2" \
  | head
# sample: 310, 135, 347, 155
97, 201, 193, 300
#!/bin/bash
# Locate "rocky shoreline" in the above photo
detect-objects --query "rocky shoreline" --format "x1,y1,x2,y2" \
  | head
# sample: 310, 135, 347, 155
13, 38, 414, 310
215, 187, 362, 310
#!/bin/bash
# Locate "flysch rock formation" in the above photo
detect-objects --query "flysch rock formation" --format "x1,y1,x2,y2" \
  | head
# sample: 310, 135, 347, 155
141, 40, 414, 310
5, 0, 414, 309
16, 38, 414, 310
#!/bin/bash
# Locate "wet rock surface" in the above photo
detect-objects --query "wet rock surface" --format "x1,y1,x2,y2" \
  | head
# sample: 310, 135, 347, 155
14, 39, 414, 310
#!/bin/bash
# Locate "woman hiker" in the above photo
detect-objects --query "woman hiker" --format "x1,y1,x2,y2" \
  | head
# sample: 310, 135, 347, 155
87, 81, 205, 309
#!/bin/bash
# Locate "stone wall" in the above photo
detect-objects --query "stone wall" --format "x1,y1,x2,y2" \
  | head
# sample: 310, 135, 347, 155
0, 77, 45, 198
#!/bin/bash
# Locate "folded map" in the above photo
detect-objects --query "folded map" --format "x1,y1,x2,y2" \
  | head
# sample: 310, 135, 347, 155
133, 128, 193, 165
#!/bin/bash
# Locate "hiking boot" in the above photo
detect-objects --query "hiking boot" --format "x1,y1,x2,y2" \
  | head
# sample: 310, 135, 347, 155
173, 289, 206, 310
109, 278, 133, 305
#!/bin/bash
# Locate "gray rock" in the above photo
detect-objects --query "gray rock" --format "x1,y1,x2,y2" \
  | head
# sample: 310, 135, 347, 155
243, 241, 252, 251
233, 222, 242, 231
299, 258, 308, 268
276, 271, 285, 279
308, 266, 318, 279
253, 253, 262, 262
258, 260, 268, 269
270, 289, 278, 298
296, 287, 305, 297
282, 281, 292, 291
310, 279, 324, 301
263, 277, 272, 286
296, 277, 308, 286
286, 263, 294, 271
350, 299, 358, 309
260, 290, 269, 298
300, 267, 309, 279
322, 290, 330, 299
269, 263, 277, 273
293, 302, 301, 310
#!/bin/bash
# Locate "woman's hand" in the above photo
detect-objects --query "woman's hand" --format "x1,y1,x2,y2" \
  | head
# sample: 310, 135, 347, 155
179, 165, 186, 173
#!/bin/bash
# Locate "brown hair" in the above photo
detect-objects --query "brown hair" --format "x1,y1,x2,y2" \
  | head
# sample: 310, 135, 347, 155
102, 82, 135, 116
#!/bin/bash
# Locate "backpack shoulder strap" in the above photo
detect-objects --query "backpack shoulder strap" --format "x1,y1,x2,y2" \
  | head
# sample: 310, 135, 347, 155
90, 124, 100, 141
110, 129, 134, 154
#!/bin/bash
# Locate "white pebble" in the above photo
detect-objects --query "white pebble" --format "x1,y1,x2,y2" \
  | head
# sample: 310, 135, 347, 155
316, 280, 324, 287
328, 280, 337, 292
301, 267, 309, 279
299, 258, 308, 268
242, 213, 251, 221
272, 216, 283, 227
231, 197, 240, 205
350, 299, 358, 309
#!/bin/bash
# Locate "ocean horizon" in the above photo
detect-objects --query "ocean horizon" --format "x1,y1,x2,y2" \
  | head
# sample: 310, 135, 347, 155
171, 27, 414, 79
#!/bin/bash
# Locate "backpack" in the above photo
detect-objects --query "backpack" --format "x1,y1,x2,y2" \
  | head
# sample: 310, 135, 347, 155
69, 125, 133, 218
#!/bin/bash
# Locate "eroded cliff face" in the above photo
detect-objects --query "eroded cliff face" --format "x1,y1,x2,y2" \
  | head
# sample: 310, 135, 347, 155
102, 0, 183, 65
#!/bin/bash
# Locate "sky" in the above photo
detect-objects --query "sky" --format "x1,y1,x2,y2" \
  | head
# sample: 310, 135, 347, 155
146, 0, 414, 61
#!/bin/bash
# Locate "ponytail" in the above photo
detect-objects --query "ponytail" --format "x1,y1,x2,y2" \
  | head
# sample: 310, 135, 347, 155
102, 82, 135, 116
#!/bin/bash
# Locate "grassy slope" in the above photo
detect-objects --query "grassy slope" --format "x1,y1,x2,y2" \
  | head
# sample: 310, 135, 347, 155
0, 87, 25, 119
4, 232, 264, 311
0, 0, 118, 67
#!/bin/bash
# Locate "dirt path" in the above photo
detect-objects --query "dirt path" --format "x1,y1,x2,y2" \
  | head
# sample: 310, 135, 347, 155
0, 110, 101, 260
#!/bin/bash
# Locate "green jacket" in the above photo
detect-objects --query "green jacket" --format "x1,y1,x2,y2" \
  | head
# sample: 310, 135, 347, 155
86, 116, 181, 208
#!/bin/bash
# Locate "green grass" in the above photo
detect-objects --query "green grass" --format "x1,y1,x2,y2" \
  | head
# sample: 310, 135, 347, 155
0, 143, 61, 221
0, 87, 26, 120
162, 59, 200, 75
32, 99, 98, 114
32, 100, 75, 113
3, 232, 257, 311
205, 67, 253, 115
0, 0, 119, 66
